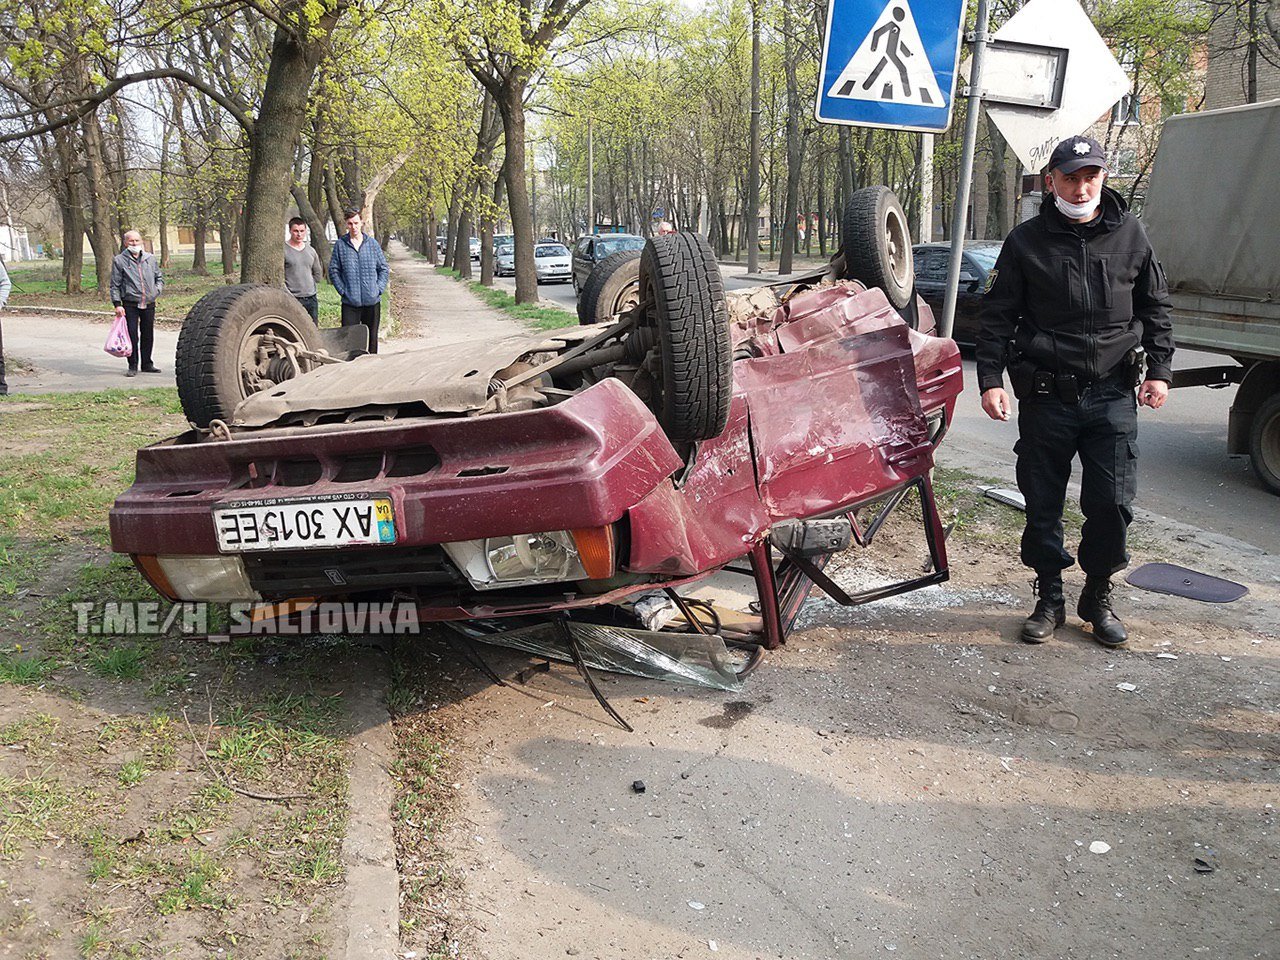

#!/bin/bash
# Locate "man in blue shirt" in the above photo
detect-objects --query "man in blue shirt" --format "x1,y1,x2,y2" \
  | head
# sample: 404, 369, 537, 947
328, 208, 389, 352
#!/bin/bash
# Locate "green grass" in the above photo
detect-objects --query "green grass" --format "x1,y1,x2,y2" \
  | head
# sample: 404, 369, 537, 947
0, 389, 186, 540
0, 650, 57, 684
0, 772, 78, 857
90, 645, 147, 681
154, 851, 226, 914
0, 713, 60, 752
117, 760, 147, 787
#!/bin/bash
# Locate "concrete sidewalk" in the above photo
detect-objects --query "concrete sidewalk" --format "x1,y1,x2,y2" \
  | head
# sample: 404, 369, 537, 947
0, 245, 528, 395
2, 312, 180, 394
383, 240, 525, 350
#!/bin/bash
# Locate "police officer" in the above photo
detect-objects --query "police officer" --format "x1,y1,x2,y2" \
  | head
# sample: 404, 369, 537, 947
976, 134, 1175, 647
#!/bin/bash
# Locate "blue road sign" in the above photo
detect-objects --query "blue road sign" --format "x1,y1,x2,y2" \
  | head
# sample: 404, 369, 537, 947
816, 0, 966, 132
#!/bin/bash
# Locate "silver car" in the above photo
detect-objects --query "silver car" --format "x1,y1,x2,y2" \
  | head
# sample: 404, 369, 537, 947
534, 243, 572, 284
495, 241, 515, 276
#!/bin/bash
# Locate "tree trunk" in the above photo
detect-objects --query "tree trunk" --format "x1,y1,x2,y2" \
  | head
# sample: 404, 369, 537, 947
747, 0, 762, 275
239, 15, 338, 285
497, 82, 538, 304
192, 213, 208, 275
779, 0, 804, 276
359, 149, 410, 236
290, 182, 331, 264
159, 117, 171, 269
985, 119, 1011, 240
81, 114, 117, 299
324, 159, 346, 228
480, 171, 505, 286
218, 200, 238, 275
50, 128, 84, 294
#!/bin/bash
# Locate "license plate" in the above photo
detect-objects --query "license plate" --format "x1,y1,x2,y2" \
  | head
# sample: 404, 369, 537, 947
213, 495, 396, 552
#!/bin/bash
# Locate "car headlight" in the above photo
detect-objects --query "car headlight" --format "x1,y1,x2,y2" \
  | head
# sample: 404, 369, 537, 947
148, 555, 262, 601
443, 527, 615, 591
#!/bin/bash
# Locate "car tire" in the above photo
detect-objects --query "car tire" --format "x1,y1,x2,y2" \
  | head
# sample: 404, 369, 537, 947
176, 284, 321, 428
841, 186, 914, 310
578, 250, 642, 325
638, 233, 732, 443
1249, 392, 1280, 496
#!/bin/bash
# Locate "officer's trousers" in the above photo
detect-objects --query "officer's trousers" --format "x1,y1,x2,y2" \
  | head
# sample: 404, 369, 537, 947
1014, 379, 1138, 578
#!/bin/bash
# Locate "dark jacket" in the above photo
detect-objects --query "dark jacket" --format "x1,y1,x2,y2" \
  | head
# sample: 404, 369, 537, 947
328, 234, 389, 307
976, 186, 1174, 392
109, 249, 164, 307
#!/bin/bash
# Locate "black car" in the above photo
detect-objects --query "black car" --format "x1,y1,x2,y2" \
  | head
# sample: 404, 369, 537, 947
571, 234, 647, 294
911, 241, 1002, 345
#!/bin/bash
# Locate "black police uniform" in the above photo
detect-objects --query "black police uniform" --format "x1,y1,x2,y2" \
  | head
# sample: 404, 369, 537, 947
976, 185, 1174, 581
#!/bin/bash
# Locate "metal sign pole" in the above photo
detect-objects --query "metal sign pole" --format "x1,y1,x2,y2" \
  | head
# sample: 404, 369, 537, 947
939, 0, 990, 341
920, 133, 934, 241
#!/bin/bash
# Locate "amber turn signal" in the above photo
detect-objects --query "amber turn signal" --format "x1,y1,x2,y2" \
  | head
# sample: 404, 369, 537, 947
570, 525, 617, 580
133, 555, 179, 601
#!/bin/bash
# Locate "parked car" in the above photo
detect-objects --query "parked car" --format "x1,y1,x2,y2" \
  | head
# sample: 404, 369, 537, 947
534, 242, 573, 284
571, 234, 647, 294
495, 241, 515, 277
109, 188, 961, 661
910, 241, 1002, 345
469, 237, 481, 261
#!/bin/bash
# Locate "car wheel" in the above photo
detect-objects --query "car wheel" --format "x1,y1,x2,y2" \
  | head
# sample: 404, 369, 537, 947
1249, 392, 1280, 495
841, 186, 914, 310
176, 284, 321, 428
578, 250, 642, 325
638, 233, 732, 443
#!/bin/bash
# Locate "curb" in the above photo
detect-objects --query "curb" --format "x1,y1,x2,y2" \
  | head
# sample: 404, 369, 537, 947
6, 304, 186, 324
341, 669, 401, 960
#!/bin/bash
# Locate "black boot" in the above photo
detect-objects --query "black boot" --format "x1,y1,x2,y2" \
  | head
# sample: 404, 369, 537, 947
1021, 574, 1065, 644
1078, 576, 1128, 647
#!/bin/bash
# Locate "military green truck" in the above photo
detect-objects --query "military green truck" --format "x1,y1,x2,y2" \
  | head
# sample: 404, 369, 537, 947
1143, 100, 1280, 495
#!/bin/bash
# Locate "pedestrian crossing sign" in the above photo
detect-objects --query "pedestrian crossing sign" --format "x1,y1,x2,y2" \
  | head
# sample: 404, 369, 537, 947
816, 0, 966, 132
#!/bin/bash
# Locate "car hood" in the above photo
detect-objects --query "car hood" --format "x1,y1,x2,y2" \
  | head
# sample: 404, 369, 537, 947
232, 328, 597, 427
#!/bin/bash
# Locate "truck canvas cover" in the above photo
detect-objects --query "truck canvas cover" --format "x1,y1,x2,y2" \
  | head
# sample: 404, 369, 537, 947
1143, 100, 1280, 302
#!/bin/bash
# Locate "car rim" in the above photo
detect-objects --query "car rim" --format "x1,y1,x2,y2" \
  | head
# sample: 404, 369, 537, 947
237, 314, 312, 400
884, 207, 910, 288
610, 279, 642, 317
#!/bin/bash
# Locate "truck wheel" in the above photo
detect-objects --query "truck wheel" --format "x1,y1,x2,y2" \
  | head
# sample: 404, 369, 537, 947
176, 284, 321, 428
841, 186, 914, 309
638, 233, 732, 442
1249, 393, 1280, 495
578, 250, 642, 325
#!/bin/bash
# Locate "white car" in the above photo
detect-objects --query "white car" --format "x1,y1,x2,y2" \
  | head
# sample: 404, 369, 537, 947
469, 237, 481, 261
534, 243, 572, 284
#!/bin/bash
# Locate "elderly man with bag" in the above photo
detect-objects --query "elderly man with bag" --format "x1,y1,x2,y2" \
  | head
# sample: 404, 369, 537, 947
109, 231, 164, 377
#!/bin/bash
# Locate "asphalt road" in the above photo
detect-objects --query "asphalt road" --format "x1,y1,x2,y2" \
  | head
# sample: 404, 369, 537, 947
941, 348, 1279, 557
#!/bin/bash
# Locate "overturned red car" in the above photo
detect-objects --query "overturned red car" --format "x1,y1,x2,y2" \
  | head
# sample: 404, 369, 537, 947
110, 188, 962, 663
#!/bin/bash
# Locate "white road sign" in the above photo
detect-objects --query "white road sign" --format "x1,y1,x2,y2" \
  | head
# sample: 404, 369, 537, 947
978, 0, 1130, 171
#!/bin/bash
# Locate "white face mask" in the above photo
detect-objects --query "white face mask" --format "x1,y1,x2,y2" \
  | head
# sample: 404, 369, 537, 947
1054, 193, 1101, 220
126, 243, 143, 254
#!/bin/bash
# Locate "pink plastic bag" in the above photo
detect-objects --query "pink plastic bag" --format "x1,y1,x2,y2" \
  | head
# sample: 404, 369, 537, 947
104, 313, 132, 358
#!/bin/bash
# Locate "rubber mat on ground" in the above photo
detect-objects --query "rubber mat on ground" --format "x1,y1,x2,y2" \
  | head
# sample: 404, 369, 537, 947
1125, 562, 1249, 603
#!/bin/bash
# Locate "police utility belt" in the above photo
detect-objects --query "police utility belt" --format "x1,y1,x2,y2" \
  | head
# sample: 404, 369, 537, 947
1007, 346, 1145, 404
